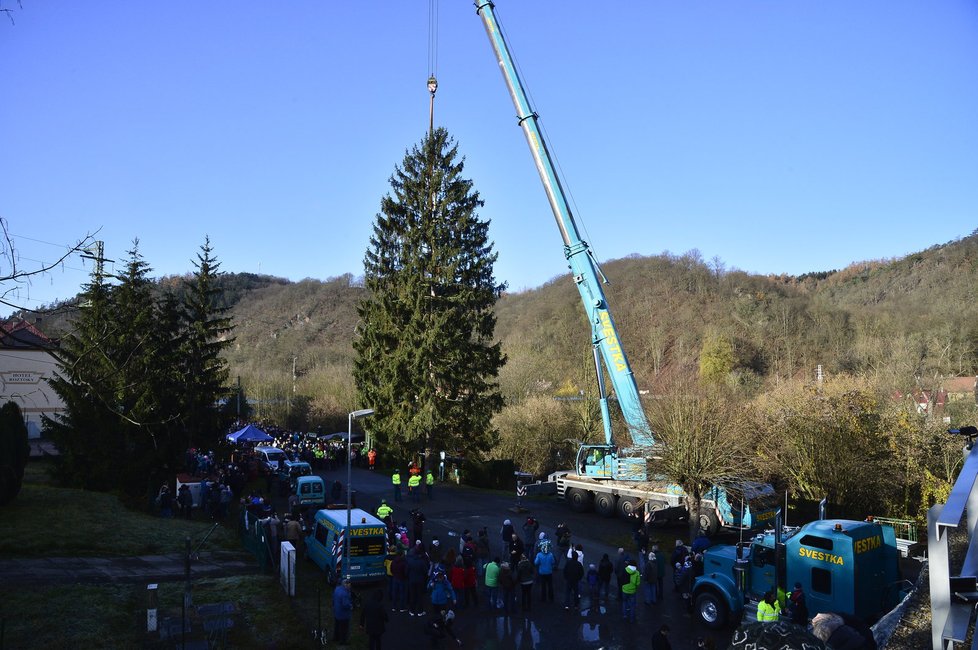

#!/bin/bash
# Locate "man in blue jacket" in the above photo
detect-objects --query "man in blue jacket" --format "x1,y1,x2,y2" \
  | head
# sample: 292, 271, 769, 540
427, 570, 457, 615
333, 577, 354, 644
534, 544, 555, 602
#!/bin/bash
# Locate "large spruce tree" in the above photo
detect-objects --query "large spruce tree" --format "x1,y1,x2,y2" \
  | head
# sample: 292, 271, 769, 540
354, 128, 506, 463
180, 237, 234, 449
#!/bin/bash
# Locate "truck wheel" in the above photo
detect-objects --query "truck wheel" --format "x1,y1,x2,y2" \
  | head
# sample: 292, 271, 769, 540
616, 496, 642, 518
566, 488, 593, 512
594, 492, 617, 518
698, 510, 720, 536
695, 591, 729, 629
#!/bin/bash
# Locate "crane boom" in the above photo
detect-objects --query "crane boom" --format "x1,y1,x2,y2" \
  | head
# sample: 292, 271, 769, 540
475, 1, 654, 478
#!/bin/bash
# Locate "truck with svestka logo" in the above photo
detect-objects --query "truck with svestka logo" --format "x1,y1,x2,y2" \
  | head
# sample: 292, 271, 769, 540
305, 508, 387, 584
692, 515, 905, 628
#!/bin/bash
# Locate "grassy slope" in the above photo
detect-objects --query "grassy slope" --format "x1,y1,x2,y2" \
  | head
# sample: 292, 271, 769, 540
0, 462, 312, 648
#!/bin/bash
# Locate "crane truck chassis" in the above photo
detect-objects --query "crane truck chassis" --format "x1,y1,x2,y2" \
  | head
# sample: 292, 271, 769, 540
549, 470, 777, 534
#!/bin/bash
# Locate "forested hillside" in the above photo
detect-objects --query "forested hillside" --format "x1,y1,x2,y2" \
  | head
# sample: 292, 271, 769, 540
31, 232, 977, 424
22, 231, 978, 520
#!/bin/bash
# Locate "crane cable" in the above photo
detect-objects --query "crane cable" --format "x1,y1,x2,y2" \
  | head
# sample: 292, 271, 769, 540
427, 0, 439, 136
427, 0, 438, 80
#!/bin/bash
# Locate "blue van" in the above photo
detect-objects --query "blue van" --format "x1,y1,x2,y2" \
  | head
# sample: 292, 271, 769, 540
305, 508, 387, 584
294, 475, 326, 508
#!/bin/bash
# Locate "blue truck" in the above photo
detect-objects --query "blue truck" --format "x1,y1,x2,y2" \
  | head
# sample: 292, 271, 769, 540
692, 516, 904, 628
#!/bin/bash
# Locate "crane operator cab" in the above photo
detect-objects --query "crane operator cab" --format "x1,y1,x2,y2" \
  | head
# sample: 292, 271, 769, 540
578, 444, 615, 478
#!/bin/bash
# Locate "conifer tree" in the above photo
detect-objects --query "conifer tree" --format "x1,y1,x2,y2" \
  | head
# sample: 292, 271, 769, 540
354, 128, 506, 463
47, 243, 185, 496
180, 237, 234, 449
45, 259, 121, 490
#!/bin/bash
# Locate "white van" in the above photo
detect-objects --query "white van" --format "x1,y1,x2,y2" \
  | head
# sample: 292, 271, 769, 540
255, 446, 288, 471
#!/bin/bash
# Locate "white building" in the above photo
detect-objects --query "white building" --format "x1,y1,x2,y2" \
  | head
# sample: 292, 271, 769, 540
0, 319, 65, 439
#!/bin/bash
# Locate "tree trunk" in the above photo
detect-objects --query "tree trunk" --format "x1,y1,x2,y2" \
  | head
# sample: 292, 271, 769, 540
686, 492, 701, 542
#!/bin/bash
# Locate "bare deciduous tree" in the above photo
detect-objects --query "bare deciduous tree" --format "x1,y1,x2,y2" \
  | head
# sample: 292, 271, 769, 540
0, 217, 98, 313
648, 378, 758, 540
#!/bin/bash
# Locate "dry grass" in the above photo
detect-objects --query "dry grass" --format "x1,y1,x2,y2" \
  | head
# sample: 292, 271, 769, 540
1, 460, 239, 557
0, 461, 313, 648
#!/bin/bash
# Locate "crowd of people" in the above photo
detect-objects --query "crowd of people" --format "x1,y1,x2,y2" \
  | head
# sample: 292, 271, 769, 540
154, 426, 875, 649
329, 506, 701, 649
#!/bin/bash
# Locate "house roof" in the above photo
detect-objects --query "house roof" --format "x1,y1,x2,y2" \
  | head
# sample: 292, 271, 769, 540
0, 319, 57, 350
943, 376, 977, 394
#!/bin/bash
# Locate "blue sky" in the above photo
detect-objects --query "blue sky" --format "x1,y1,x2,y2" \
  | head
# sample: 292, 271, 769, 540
2, 1, 976, 316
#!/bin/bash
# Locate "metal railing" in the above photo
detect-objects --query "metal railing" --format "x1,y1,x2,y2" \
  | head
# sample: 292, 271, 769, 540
874, 516, 919, 543
929, 435, 978, 650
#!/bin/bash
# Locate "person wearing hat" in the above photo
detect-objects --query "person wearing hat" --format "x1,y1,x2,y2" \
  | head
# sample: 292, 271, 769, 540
333, 577, 354, 644
756, 590, 781, 622
621, 563, 641, 622
427, 569, 457, 615
377, 499, 393, 522
408, 471, 422, 502
391, 469, 402, 502
425, 608, 461, 648
651, 624, 672, 650
788, 581, 809, 625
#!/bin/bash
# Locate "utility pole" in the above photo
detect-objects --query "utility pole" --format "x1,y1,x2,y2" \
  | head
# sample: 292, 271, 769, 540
79, 241, 114, 284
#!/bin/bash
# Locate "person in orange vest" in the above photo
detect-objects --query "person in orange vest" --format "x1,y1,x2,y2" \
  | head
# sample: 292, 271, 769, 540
367, 448, 378, 471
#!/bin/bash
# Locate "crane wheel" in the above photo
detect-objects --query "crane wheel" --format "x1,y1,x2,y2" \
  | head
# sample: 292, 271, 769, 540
594, 492, 617, 518
616, 496, 642, 518
566, 488, 593, 512
698, 510, 720, 536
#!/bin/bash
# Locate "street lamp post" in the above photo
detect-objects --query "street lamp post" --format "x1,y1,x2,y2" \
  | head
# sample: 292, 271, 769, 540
346, 408, 374, 579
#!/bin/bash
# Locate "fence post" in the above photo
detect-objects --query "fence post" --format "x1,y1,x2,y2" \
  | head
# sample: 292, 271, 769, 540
147, 583, 158, 633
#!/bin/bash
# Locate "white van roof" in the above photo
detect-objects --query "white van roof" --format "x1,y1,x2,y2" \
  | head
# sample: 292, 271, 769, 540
255, 446, 285, 454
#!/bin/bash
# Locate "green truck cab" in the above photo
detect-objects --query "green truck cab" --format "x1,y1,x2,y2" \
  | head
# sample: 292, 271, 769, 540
305, 508, 387, 584
693, 517, 904, 628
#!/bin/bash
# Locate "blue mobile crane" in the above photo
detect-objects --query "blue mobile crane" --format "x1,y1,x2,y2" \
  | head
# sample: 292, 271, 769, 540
475, 2, 775, 532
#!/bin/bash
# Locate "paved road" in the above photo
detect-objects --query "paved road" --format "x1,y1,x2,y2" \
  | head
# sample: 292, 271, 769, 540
306, 466, 734, 650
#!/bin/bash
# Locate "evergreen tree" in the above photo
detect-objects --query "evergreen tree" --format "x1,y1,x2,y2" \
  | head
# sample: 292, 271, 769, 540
354, 128, 506, 463
45, 260, 121, 490
180, 237, 234, 449
46, 243, 185, 498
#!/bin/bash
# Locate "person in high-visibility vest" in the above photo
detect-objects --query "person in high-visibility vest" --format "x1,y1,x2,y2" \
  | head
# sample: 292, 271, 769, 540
377, 499, 393, 523
425, 470, 435, 500
391, 470, 402, 502
757, 590, 781, 622
407, 472, 422, 503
